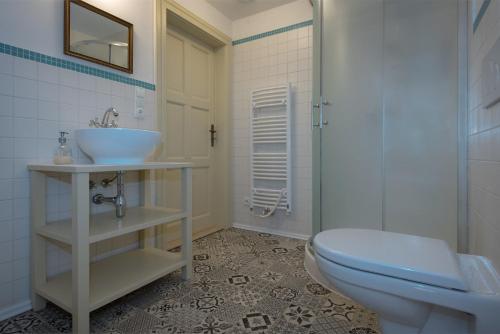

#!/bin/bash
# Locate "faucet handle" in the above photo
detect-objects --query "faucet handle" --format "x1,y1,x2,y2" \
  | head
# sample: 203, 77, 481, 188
89, 117, 100, 128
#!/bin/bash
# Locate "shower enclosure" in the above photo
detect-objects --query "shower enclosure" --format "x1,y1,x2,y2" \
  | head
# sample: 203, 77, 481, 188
312, 0, 468, 251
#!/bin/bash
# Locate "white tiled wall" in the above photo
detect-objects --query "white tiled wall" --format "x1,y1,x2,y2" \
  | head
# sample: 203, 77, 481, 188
231, 26, 313, 238
0, 53, 156, 315
468, 1, 500, 270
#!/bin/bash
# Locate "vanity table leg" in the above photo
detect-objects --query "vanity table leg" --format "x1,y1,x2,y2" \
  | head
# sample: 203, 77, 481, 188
71, 173, 90, 334
181, 167, 192, 280
140, 170, 157, 248
31, 171, 47, 311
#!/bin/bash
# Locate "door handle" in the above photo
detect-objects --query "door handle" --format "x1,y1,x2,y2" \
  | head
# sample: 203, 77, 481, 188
209, 124, 216, 147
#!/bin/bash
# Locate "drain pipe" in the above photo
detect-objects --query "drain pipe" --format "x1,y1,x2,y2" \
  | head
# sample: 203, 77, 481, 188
92, 171, 127, 218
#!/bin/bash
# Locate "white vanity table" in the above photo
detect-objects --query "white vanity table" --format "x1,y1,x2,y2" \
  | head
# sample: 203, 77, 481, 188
28, 162, 192, 333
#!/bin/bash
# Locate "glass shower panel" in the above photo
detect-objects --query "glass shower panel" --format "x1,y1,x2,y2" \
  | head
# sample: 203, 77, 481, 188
382, 0, 459, 249
315, 0, 460, 248
319, 0, 384, 231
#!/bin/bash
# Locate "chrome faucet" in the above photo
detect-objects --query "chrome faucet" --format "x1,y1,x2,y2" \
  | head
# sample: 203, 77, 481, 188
92, 171, 126, 218
89, 107, 119, 128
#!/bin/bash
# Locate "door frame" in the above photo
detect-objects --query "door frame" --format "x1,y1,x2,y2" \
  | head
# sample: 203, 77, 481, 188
311, 0, 322, 237
155, 0, 232, 234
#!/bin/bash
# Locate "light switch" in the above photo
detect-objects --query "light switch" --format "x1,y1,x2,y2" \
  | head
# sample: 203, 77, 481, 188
134, 87, 146, 119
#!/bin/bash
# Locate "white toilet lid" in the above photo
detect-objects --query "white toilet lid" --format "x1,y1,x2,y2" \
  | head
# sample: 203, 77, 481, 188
314, 228, 468, 291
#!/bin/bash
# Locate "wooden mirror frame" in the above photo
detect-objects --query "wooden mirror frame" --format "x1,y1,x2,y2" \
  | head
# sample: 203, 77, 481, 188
64, 0, 134, 73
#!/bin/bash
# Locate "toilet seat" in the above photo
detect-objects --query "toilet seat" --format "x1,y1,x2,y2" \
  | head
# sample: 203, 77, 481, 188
314, 228, 468, 291
315, 251, 499, 316
312, 229, 500, 334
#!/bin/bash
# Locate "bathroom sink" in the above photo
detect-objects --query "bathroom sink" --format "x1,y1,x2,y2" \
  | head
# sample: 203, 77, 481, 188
75, 128, 161, 164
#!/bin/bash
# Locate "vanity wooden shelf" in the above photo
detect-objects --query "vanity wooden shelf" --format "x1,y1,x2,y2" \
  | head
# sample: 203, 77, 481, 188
35, 248, 185, 313
28, 162, 193, 334
37, 206, 186, 245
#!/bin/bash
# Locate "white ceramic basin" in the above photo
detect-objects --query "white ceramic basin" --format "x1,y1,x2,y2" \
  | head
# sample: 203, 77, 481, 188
75, 128, 161, 164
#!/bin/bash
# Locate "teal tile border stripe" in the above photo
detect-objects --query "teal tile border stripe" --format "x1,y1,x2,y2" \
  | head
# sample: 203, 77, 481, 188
232, 20, 313, 46
473, 0, 491, 33
0, 42, 155, 91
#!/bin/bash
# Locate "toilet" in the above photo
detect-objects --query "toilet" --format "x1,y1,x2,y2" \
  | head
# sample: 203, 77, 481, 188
306, 228, 500, 334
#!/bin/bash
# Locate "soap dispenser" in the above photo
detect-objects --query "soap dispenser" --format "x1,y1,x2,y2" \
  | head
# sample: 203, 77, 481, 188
54, 131, 73, 165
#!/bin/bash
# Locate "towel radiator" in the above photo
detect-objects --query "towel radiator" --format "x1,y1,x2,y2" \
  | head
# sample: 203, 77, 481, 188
250, 84, 292, 216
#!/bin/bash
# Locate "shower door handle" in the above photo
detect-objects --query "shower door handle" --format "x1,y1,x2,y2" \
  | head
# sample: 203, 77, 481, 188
312, 103, 321, 128
313, 97, 329, 128
321, 99, 329, 126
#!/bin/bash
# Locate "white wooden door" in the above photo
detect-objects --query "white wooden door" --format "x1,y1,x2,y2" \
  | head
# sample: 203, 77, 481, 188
161, 26, 220, 245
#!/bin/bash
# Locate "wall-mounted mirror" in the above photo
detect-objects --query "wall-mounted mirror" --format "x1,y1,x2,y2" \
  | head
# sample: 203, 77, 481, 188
64, 0, 133, 73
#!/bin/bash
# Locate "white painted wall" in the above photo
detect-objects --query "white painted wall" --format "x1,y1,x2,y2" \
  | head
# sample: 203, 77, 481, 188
0, 0, 155, 83
468, 1, 500, 270
232, 0, 312, 40
172, 0, 233, 37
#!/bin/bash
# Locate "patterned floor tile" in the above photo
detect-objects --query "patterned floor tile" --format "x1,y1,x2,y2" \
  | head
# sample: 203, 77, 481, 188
256, 295, 293, 319
229, 289, 263, 308
258, 270, 284, 283
191, 275, 224, 294
0, 228, 380, 333
192, 314, 233, 333
145, 298, 185, 321
236, 311, 274, 333
348, 327, 379, 334
309, 317, 352, 334
115, 310, 163, 334
304, 282, 332, 297
210, 300, 249, 324
0, 319, 23, 334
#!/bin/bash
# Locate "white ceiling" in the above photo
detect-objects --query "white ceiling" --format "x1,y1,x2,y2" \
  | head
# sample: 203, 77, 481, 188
205, 0, 298, 20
